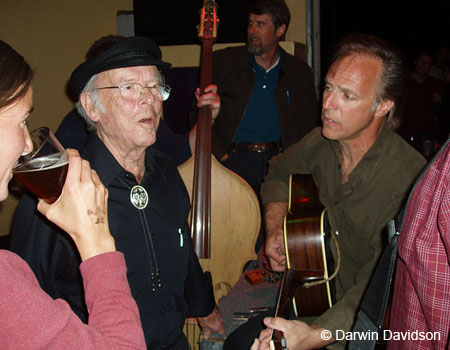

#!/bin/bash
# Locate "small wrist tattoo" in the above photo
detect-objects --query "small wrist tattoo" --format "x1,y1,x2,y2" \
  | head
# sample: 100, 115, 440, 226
87, 207, 105, 224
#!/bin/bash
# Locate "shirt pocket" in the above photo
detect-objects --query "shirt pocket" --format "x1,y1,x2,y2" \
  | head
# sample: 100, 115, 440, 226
153, 211, 190, 285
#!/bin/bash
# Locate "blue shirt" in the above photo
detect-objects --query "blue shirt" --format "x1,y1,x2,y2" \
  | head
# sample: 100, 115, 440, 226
233, 55, 281, 143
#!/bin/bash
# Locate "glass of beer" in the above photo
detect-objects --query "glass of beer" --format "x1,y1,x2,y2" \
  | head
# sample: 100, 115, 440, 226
13, 127, 68, 204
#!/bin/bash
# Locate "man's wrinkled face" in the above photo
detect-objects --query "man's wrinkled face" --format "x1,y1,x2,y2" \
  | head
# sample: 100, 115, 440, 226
321, 53, 385, 145
85, 65, 162, 156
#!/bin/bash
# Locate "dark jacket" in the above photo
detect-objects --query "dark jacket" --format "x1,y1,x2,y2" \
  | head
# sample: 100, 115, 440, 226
190, 45, 318, 159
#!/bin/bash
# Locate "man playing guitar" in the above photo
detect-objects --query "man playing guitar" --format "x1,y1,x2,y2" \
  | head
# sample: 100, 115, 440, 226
225, 33, 426, 350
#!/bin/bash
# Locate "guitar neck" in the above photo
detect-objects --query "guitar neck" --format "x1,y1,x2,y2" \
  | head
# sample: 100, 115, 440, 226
271, 269, 304, 349
270, 271, 287, 350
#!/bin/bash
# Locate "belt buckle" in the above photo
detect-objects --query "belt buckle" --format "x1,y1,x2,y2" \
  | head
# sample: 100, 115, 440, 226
249, 143, 264, 152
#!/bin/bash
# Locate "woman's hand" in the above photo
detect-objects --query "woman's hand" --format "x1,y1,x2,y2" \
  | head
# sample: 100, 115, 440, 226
37, 149, 115, 261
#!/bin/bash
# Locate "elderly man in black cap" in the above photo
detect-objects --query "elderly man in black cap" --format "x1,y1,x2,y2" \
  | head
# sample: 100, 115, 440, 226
10, 36, 225, 349
54, 34, 199, 166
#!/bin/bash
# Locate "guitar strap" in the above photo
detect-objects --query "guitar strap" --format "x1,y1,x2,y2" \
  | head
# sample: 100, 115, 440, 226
347, 215, 402, 350
348, 138, 448, 350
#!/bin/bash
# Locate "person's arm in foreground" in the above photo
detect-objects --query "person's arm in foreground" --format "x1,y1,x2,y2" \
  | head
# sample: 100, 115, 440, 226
1, 149, 145, 350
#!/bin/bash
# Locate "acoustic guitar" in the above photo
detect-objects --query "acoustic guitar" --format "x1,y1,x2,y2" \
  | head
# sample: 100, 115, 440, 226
271, 174, 333, 350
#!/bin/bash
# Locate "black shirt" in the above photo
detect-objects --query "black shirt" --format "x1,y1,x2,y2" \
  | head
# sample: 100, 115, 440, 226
10, 133, 215, 349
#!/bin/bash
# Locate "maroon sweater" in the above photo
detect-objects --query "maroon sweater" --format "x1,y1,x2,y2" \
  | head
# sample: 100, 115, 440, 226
0, 250, 146, 350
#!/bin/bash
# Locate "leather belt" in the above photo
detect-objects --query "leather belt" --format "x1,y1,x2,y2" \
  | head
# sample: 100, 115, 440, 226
230, 141, 280, 153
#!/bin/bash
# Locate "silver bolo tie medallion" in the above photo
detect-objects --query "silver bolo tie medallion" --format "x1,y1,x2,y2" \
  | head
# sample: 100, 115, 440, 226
130, 185, 149, 210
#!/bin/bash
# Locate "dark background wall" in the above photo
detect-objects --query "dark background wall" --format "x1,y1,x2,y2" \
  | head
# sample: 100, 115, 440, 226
320, 0, 450, 76
134, 0, 252, 45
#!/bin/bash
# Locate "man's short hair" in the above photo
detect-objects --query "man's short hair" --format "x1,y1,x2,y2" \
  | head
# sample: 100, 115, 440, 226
248, 0, 291, 31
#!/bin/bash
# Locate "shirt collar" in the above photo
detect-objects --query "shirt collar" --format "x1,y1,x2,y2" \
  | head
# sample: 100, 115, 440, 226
265, 55, 281, 73
81, 132, 165, 186
252, 49, 281, 73
354, 128, 394, 183
329, 127, 394, 184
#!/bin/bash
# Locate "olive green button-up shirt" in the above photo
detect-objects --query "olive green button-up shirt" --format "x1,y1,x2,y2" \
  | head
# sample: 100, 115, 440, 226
261, 127, 426, 349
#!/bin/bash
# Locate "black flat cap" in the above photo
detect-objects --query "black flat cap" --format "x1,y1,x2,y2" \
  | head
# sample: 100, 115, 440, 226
69, 36, 171, 95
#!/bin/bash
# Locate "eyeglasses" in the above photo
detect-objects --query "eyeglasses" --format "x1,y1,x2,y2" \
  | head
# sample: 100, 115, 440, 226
93, 83, 172, 101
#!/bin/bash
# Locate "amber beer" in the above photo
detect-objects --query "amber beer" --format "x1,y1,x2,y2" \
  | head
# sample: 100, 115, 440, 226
13, 152, 68, 204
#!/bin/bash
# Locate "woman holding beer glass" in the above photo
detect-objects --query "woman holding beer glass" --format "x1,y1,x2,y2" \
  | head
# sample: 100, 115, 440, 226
0, 39, 145, 349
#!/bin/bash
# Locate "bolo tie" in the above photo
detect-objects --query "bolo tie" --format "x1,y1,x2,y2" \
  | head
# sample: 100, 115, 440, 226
118, 177, 162, 292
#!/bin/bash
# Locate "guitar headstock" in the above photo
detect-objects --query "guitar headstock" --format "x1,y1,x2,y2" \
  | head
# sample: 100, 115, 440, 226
199, 0, 219, 41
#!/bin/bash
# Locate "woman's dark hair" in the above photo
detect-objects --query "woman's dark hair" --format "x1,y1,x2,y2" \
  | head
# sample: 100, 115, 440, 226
248, 0, 291, 31
332, 33, 407, 130
0, 40, 34, 109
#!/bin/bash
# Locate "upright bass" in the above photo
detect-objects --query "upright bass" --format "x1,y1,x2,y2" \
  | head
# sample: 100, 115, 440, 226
178, 0, 260, 304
